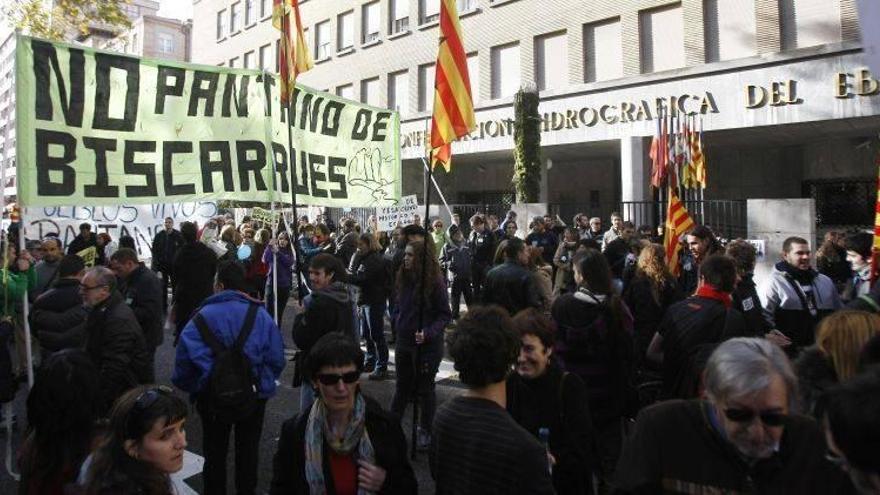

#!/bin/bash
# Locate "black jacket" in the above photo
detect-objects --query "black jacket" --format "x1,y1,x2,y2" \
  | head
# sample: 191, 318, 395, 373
335, 231, 358, 268
348, 250, 389, 306
172, 241, 218, 331
731, 273, 770, 337
30, 278, 87, 353
270, 397, 417, 495
622, 275, 682, 367
657, 296, 748, 400
84, 291, 151, 415
119, 265, 164, 349
614, 400, 854, 494
484, 261, 542, 315
507, 363, 595, 495
292, 282, 354, 353
151, 229, 183, 272
66, 234, 97, 257
468, 228, 496, 265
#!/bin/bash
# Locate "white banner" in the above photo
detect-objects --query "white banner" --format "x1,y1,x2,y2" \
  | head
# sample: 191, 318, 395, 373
375, 195, 419, 232
24, 202, 219, 261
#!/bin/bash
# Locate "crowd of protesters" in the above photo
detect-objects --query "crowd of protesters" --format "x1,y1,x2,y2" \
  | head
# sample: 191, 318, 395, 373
1, 206, 879, 495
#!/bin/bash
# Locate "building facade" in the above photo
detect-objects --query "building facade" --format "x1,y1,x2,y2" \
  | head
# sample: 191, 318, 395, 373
0, 28, 16, 200
192, 0, 879, 231
99, 15, 192, 61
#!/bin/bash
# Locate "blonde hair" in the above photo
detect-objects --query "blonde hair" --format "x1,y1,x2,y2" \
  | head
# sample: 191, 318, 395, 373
816, 310, 880, 381
635, 244, 672, 304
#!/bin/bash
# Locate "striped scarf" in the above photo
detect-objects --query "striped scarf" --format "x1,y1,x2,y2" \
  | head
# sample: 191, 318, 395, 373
304, 393, 376, 495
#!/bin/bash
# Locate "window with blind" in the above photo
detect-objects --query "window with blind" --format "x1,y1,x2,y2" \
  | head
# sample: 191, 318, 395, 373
216, 10, 227, 39
338, 11, 354, 50
779, 0, 841, 50
243, 50, 254, 68
245, 0, 255, 25
704, 0, 756, 62
491, 42, 520, 99
363, 2, 381, 43
535, 31, 568, 91
422, 0, 440, 24
315, 20, 331, 59
361, 78, 381, 107
337, 84, 355, 100
418, 63, 436, 111
639, 3, 686, 73
584, 18, 622, 82
258, 44, 271, 69
388, 71, 409, 115
230, 2, 241, 32
390, 0, 410, 33
467, 53, 479, 102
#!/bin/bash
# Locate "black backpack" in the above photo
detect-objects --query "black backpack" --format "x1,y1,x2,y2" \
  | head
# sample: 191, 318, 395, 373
193, 303, 259, 422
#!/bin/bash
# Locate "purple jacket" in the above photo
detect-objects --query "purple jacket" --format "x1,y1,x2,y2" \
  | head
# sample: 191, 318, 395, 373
392, 276, 451, 352
262, 246, 294, 289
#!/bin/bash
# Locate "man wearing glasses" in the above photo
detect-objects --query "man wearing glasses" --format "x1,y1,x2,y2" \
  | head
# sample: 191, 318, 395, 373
615, 338, 852, 493
80, 266, 152, 415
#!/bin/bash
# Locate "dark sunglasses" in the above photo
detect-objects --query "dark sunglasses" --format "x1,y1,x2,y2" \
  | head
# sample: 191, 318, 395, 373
315, 371, 360, 386
724, 408, 786, 427
126, 386, 174, 437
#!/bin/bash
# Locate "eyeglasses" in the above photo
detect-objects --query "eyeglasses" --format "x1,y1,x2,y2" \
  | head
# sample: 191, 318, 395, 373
723, 408, 787, 427
126, 385, 173, 438
79, 284, 107, 292
315, 371, 360, 386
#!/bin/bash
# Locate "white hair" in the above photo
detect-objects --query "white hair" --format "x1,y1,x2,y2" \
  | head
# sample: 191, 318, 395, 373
704, 337, 799, 412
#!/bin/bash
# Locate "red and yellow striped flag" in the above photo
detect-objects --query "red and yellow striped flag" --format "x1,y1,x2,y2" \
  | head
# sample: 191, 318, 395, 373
273, 0, 313, 106
429, 0, 476, 172
665, 187, 696, 277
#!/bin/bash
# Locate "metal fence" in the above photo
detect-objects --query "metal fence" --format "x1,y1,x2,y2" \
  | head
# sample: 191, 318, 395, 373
803, 178, 874, 228
619, 199, 748, 239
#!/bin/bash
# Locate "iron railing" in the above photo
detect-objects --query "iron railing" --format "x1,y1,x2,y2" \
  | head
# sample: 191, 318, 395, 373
619, 199, 748, 240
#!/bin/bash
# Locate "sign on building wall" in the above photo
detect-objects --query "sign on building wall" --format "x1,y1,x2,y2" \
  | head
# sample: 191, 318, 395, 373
24, 201, 218, 260
15, 35, 402, 208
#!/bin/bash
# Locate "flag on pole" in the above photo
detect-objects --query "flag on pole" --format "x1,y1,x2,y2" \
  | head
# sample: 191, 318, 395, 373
694, 118, 707, 188
273, 0, 313, 106
649, 112, 668, 188
429, 0, 476, 171
665, 186, 696, 276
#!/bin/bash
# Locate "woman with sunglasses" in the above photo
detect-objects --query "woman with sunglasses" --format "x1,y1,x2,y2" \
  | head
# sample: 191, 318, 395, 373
271, 332, 417, 494
81, 385, 188, 495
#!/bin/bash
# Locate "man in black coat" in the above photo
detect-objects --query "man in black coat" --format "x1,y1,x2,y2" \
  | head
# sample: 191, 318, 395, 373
80, 266, 151, 415
468, 214, 496, 301
646, 254, 748, 400
483, 237, 542, 315
66, 223, 97, 257
171, 221, 218, 339
31, 254, 88, 354
110, 248, 164, 382
151, 217, 183, 310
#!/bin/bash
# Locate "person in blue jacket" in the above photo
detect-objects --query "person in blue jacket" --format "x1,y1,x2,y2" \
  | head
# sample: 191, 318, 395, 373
173, 260, 285, 495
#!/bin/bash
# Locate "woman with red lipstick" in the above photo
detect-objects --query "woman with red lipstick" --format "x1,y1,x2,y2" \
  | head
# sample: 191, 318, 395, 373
82, 386, 188, 495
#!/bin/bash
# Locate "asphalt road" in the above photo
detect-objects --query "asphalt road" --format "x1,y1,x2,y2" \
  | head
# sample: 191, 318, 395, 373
0, 299, 463, 494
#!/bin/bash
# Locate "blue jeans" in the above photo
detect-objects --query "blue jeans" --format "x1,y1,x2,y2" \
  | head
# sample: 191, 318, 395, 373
361, 302, 389, 370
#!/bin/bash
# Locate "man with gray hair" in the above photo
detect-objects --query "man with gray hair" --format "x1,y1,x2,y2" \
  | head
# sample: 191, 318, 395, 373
615, 337, 852, 493
80, 266, 151, 415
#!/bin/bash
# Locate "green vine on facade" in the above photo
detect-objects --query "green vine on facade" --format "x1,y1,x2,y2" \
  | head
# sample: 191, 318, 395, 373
513, 88, 541, 203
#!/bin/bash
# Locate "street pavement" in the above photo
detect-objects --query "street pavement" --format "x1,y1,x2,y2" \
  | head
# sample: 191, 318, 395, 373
0, 299, 464, 494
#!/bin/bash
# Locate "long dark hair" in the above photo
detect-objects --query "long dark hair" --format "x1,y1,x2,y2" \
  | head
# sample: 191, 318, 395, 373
396, 240, 441, 300
22, 350, 102, 492
84, 386, 188, 495
573, 248, 627, 335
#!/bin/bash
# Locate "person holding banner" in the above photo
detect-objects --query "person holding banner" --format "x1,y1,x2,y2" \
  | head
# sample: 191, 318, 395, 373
263, 232, 294, 323
389, 240, 451, 451
2, 242, 36, 387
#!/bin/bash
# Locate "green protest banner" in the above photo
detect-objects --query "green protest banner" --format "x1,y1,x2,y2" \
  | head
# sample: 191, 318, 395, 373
251, 206, 280, 226
15, 35, 402, 208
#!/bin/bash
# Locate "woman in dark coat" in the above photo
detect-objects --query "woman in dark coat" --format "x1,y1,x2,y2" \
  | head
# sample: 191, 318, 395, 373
506, 309, 594, 495
271, 333, 417, 494
389, 240, 451, 451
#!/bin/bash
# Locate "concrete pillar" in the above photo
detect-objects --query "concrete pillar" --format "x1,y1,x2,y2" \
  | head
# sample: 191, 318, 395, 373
620, 136, 651, 202
540, 157, 551, 203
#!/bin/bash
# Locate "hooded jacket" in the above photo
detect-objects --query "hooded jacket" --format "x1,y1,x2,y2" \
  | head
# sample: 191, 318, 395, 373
484, 261, 543, 316
173, 290, 285, 400
441, 233, 473, 281
292, 281, 355, 353
120, 265, 164, 349
262, 244, 294, 290
759, 262, 841, 351
348, 250, 389, 306
30, 278, 87, 352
